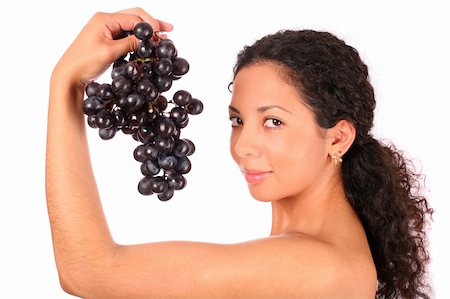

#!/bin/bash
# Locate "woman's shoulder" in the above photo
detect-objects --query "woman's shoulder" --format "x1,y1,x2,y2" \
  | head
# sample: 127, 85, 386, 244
213, 233, 377, 298
266, 233, 377, 297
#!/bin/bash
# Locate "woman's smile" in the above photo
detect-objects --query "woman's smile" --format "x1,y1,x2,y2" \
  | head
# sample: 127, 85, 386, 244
242, 169, 273, 184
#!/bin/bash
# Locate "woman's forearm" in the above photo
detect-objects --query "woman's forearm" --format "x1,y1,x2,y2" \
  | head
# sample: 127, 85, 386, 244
45, 71, 116, 291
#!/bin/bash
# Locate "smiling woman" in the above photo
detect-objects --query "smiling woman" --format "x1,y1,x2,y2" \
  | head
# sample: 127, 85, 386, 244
229, 29, 434, 298
45, 7, 433, 299
229, 63, 336, 204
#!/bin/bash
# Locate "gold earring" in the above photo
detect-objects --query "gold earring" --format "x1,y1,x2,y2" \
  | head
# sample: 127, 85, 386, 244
330, 153, 343, 166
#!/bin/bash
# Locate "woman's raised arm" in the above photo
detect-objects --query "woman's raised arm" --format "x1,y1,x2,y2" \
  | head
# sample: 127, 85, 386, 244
46, 8, 360, 299
45, 6, 174, 294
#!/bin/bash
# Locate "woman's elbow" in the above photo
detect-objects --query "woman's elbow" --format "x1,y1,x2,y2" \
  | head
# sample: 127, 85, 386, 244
58, 266, 83, 296
57, 263, 99, 298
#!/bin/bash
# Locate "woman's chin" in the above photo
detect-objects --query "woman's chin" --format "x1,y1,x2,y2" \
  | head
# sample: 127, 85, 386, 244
248, 187, 276, 202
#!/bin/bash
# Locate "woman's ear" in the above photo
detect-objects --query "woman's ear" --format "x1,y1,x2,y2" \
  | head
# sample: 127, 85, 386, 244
327, 119, 356, 158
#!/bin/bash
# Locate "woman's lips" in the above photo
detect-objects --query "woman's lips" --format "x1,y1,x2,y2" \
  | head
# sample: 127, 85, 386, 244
242, 169, 272, 184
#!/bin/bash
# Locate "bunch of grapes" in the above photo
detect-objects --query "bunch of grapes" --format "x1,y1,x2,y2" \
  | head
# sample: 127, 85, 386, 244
82, 22, 203, 201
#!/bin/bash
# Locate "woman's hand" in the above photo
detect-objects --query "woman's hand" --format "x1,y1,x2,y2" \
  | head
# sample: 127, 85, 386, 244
53, 7, 173, 88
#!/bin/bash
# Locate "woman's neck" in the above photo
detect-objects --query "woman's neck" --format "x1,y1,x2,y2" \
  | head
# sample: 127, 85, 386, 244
270, 173, 350, 238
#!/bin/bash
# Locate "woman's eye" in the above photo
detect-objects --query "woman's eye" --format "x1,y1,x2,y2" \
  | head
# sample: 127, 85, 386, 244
264, 118, 283, 128
229, 116, 243, 127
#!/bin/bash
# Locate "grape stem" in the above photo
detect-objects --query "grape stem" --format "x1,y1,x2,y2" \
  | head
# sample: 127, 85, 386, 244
153, 31, 163, 41
134, 57, 157, 63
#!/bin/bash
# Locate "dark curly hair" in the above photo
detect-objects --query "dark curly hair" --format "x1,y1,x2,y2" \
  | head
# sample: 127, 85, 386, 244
232, 30, 434, 298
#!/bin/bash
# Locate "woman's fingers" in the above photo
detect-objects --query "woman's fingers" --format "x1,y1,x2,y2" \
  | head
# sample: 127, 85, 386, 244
101, 12, 144, 39
155, 19, 174, 32
106, 8, 173, 58
109, 34, 140, 60
115, 7, 173, 33
54, 8, 172, 85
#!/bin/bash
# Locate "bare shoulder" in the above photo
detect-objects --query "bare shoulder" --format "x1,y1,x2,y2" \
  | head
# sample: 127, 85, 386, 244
88, 234, 377, 299
210, 234, 377, 298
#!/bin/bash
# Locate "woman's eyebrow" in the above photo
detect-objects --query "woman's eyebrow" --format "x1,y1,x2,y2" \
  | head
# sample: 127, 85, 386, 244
229, 104, 293, 115
257, 105, 292, 114
228, 105, 240, 113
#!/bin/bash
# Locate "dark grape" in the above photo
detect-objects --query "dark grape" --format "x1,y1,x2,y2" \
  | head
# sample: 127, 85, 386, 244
111, 64, 126, 79
134, 144, 147, 162
133, 22, 153, 41
138, 176, 154, 195
156, 39, 176, 59
113, 109, 126, 127
141, 62, 154, 78
173, 139, 190, 157
117, 96, 127, 109
187, 98, 204, 115
154, 58, 173, 76
136, 78, 158, 100
173, 90, 192, 106
83, 96, 104, 115
112, 76, 132, 96
99, 127, 117, 140
172, 127, 181, 140
85, 81, 99, 97
81, 21, 203, 200
167, 173, 186, 190
141, 159, 161, 176
170, 106, 188, 125
137, 40, 156, 58
135, 144, 159, 162
121, 126, 138, 135
150, 176, 168, 194
128, 112, 147, 127
97, 84, 115, 101
154, 75, 172, 92
146, 108, 159, 122
143, 144, 159, 160
132, 131, 140, 142
125, 61, 142, 81
185, 139, 196, 156
155, 137, 175, 153
123, 94, 145, 112
87, 114, 98, 128
158, 188, 174, 201
157, 118, 176, 138
155, 95, 168, 111
178, 117, 189, 128
158, 154, 178, 170
172, 57, 189, 76
95, 109, 115, 129
175, 157, 191, 174
138, 123, 157, 144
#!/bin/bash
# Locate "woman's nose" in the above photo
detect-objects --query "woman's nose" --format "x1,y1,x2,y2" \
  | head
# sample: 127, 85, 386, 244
234, 124, 261, 158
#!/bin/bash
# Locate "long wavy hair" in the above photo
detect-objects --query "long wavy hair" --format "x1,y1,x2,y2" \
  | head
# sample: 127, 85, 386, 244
232, 30, 434, 298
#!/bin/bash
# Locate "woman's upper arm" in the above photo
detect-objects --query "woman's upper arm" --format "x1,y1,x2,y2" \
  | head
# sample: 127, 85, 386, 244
75, 236, 347, 299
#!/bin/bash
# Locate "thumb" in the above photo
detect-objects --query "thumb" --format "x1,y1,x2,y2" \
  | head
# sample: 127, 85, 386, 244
110, 34, 140, 59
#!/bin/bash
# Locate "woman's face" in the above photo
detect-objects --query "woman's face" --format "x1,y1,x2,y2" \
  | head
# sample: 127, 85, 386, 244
229, 62, 331, 202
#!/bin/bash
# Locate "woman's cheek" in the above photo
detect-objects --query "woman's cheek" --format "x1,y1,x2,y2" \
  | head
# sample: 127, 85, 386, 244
230, 129, 243, 165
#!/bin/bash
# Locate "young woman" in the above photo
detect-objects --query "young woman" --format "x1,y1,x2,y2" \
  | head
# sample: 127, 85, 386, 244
46, 7, 433, 299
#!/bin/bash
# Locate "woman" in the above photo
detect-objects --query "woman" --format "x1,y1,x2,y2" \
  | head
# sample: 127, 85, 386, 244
46, 7, 433, 299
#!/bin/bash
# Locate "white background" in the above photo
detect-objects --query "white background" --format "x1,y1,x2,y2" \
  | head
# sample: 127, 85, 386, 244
1, 0, 448, 298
